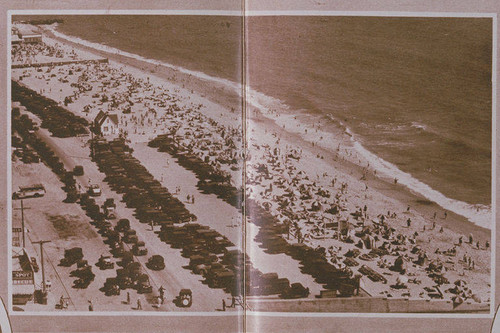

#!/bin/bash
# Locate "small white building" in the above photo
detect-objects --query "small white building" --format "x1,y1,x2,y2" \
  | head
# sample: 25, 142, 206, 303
94, 111, 119, 137
18, 27, 42, 43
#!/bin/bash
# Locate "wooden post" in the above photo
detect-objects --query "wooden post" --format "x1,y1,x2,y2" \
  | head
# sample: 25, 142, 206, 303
32, 240, 51, 292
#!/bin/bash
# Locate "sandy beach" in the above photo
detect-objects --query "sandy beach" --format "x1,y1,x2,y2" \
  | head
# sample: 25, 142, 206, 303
10, 22, 492, 311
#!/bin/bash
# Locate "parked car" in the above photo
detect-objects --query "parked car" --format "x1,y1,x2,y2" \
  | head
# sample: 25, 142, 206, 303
280, 283, 310, 299
115, 219, 130, 232
132, 241, 148, 256
147, 255, 165, 271
88, 184, 101, 197
135, 274, 153, 293
13, 184, 46, 199
97, 255, 114, 270
30, 257, 39, 272
103, 277, 120, 296
60, 247, 84, 267
73, 165, 84, 176
175, 289, 193, 307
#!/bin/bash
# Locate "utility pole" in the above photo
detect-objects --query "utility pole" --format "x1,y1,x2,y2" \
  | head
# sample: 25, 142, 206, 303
338, 220, 341, 241
14, 199, 30, 248
90, 129, 94, 159
32, 240, 51, 293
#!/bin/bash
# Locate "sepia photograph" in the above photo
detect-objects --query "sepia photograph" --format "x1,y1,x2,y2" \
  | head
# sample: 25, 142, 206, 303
1, 2, 499, 332
244, 14, 493, 313
10, 14, 245, 313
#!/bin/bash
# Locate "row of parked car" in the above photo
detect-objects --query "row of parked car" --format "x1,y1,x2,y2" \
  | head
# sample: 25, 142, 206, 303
12, 80, 89, 138
247, 199, 360, 297
12, 110, 66, 177
148, 134, 242, 209
92, 138, 196, 225
77, 194, 155, 297
58, 247, 96, 289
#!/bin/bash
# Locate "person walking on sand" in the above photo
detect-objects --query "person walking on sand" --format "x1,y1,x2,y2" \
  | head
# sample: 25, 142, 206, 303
222, 299, 226, 311
126, 292, 130, 305
159, 286, 165, 304
137, 299, 142, 310
444, 211, 448, 219
156, 296, 162, 308
230, 296, 236, 308
88, 300, 93, 311
406, 218, 411, 228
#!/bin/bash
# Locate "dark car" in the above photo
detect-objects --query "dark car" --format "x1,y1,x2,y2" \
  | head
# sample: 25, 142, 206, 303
146, 255, 165, 271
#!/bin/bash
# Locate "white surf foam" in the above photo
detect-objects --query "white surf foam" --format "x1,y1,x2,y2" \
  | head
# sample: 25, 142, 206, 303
47, 25, 243, 95
351, 136, 491, 229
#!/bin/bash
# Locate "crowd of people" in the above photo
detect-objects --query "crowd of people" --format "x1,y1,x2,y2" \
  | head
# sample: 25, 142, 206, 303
11, 30, 490, 306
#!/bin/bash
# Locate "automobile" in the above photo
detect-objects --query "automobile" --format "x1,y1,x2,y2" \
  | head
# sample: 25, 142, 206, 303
64, 190, 79, 203
30, 257, 39, 272
103, 277, 120, 296
115, 219, 130, 232
71, 266, 95, 289
73, 165, 84, 176
116, 268, 134, 289
71, 264, 89, 277
194, 262, 223, 277
146, 255, 165, 271
182, 243, 207, 258
206, 269, 235, 289
175, 289, 193, 308
123, 229, 137, 243
97, 255, 114, 270
280, 283, 310, 299
13, 184, 46, 199
104, 205, 116, 219
132, 241, 148, 256
102, 199, 116, 219
76, 259, 88, 268
87, 184, 101, 197
135, 274, 153, 293
60, 247, 84, 267
74, 278, 92, 289
120, 251, 134, 268
110, 241, 125, 257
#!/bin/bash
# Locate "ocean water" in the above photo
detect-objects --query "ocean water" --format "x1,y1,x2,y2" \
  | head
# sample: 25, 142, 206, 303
16, 15, 492, 227
246, 16, 492, 227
